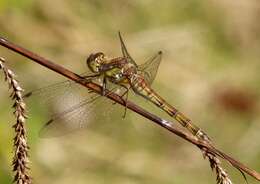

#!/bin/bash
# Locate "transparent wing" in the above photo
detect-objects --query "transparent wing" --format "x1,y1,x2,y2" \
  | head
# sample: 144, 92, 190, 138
24, 71, 97, 109
39, 93, 101, 137
39, 92, 119, 137
138, 51, 162, 85
118, 31, 138, 67
25, 74, 126, 137
118, 32, 162, 84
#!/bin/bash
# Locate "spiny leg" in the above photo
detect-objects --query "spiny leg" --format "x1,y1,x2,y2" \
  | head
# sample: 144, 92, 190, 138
98, 78, 130, 118
102, 77, 107, 96
81, 73, 101, 79
112, 87, 128, 105
119, 85, 131, 118
80, 73, 102, 86
110, 84, 130, 117
86, 74, 107, 95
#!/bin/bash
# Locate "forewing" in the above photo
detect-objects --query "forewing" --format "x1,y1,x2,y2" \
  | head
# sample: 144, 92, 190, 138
118, 31, 138, 67
25, 76, 127, 137
138, 51, 162, 85
24, 71, 101, 108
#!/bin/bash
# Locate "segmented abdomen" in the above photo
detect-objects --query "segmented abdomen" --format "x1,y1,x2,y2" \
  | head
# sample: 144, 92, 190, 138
130, 74, 178, 115
130, 74, 210, 141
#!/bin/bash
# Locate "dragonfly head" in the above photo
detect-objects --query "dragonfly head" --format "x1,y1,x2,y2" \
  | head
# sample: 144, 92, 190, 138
86, 52, 105, 73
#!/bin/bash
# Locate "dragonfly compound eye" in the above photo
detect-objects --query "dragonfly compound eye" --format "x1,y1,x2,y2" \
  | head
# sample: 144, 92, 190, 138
86, 52, 105, 73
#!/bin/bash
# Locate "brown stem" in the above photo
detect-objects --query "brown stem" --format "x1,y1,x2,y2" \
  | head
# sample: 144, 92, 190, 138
0, 37, 260, 181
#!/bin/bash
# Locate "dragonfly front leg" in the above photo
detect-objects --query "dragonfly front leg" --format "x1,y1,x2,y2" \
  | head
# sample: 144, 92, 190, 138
81, 73, 101, 83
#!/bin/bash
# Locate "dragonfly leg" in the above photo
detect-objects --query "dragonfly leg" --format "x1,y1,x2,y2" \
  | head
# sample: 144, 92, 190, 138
110, 84, 130, 117
81, 73, 101, 79
102, 77, 107, 96
111, 85, 128, 105
81, 73, 103, 94
122, 90, 129, 118
112, 87, 128, 105
84, 74, 108, 95
120, 85, 131, 118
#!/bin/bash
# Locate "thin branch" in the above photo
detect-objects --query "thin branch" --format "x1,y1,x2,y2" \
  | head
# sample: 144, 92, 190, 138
1, 37, 260, 182
0, 57, 32, 184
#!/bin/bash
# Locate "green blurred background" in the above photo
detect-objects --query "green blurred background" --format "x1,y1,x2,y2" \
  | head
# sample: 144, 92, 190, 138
1, 0, 260, 183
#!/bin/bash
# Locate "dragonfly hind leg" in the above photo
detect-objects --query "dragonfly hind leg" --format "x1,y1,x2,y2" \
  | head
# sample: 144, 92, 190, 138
110, 84, 130, 118
119, 85, 130, 118
100, 78, 130, 118
102, 77, 107, 96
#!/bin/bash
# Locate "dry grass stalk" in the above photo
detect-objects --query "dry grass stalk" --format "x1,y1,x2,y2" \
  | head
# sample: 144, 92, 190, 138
0, 57, 32, 184
202, 148, 232, 184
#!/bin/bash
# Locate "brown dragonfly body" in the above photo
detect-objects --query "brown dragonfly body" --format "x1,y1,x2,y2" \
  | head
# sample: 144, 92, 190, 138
26, 32, 210, 141
86, 33, 211, 142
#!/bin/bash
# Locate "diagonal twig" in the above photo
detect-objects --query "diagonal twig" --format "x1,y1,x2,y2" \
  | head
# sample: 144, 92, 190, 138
0, 36, 260, 183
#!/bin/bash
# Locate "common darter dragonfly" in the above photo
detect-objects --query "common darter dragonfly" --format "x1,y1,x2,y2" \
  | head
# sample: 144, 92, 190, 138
26, 32, 210, 142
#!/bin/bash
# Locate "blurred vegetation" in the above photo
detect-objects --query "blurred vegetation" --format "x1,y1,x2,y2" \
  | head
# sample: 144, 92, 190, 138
1, 0, 260, 183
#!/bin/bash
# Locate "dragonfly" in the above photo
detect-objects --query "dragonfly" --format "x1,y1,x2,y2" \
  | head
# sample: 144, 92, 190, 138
25, 32, 211, 142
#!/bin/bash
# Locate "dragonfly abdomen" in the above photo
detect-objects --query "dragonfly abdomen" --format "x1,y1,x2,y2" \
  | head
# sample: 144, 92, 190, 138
130, 74, 178, 115
130, 75, 211, 142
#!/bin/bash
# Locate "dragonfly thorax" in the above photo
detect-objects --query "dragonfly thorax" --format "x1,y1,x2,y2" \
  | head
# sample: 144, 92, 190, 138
86, 52, 106, 73
122, 62, 137, 77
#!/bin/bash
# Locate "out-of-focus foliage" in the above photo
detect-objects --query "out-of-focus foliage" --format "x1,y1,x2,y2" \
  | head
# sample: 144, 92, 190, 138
0, 0, 260, 183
